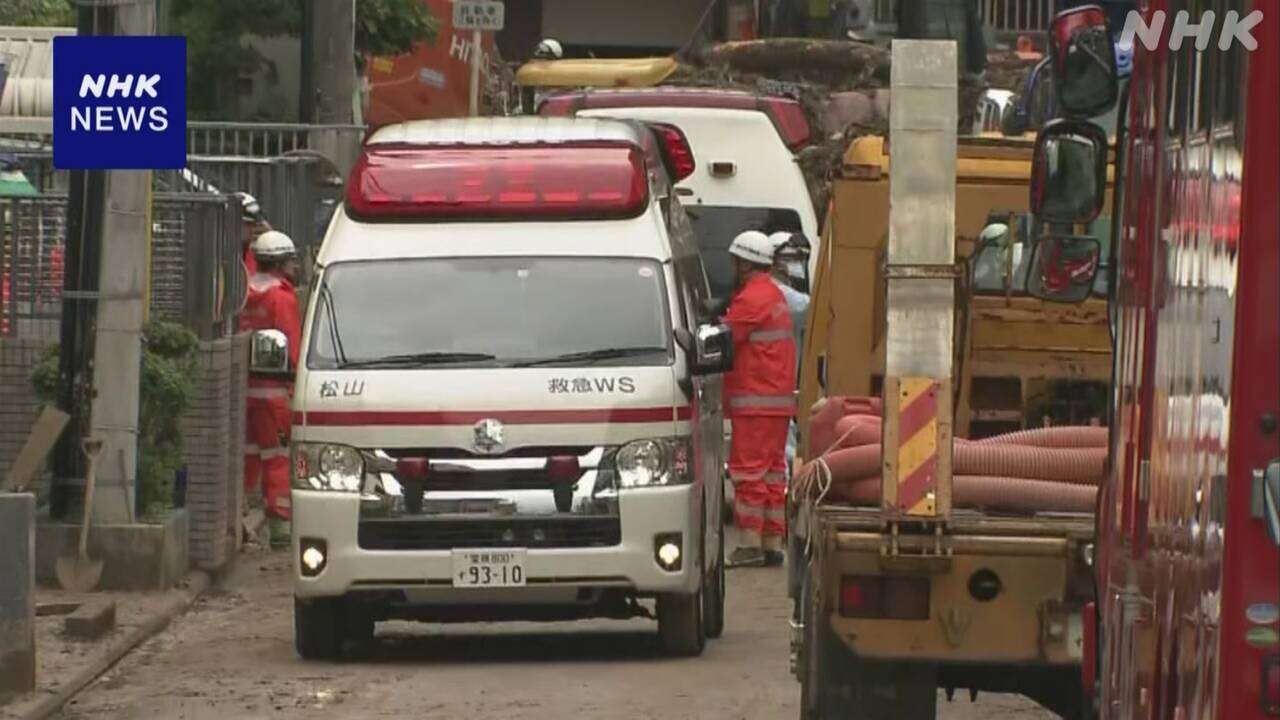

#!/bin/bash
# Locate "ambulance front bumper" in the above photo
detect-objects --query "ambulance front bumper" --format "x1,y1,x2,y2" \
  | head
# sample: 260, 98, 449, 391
292, 485, 700, 601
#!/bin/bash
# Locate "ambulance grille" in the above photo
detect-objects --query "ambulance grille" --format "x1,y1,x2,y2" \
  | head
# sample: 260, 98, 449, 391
357, 516, 622, 550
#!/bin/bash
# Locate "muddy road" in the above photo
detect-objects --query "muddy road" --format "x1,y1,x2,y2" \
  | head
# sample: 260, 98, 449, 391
53, 549, 1056, 719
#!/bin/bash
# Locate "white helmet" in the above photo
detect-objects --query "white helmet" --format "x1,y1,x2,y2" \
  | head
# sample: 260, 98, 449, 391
251, 230, 296, 259
728, 230, 775, 267
979, 223, 1010, 245
768, 231, 796, 256
533, 38, 563, 59
234, 192, 264, 223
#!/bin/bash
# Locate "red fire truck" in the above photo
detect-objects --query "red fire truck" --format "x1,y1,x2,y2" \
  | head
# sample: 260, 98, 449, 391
1030, 3, 1279, 719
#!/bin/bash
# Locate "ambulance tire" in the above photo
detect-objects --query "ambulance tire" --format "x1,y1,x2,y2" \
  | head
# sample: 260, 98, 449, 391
703, 511, 726, 639
294, 597, 342, 660
658, 541, 706, 657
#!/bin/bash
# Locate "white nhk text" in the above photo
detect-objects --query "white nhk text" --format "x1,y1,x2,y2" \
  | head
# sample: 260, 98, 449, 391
1120, 9, 1263, 52
70, 73, 169, 132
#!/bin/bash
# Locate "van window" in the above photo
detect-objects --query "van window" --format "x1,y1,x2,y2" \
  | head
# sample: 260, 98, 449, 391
683, 205, 803, 299
308, 257, 673, 369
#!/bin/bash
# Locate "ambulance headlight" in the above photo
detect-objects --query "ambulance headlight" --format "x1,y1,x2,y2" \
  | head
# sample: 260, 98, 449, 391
615, 438, 691, 488
293, 443, 364, 492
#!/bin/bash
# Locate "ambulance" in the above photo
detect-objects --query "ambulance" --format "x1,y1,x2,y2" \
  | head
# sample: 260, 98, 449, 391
249, 117, 731, 660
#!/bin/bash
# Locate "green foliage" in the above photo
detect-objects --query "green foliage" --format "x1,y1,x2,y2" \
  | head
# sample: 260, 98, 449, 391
170, 0, 301, 119
0, 0, 75, 27
172, 0, 439, 118
356, 0, 440, 61
32, 320, 199, 520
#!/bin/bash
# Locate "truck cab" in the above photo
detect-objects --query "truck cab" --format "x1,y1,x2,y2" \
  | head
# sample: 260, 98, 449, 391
257, 117, 731, 659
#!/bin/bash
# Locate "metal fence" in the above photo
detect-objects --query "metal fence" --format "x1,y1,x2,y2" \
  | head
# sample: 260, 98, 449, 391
186, 122, 366, 178
980, 0, 1054, 33
5, 152, 343, 283
1, 193, 242, 341
870, 0, 1054, 34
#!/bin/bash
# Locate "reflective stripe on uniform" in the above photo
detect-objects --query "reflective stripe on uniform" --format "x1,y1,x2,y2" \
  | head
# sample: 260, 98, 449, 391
748, 329, 792, 343
247, 387, 289, 399
260, 447, 290, 460
729, 470, 767, 483
244, 443, 260, 454
764, 471, 788, 484
730, 394, 797, 410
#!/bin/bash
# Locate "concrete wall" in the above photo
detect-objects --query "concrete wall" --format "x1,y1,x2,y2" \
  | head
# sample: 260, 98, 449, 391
35, 509, 189, 591
0, 493, 36, 697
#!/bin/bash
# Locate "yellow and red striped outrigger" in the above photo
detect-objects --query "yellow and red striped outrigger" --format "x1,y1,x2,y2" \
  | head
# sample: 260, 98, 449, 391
883, 376, 953, 518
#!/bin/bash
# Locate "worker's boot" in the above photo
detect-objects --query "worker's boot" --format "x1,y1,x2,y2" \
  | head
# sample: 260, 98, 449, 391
762, 535, 785, 567
727, 546, 766, 568
268, 517, 291, 549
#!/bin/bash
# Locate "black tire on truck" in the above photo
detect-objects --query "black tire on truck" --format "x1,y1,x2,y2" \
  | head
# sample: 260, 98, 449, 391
798, 569, 937, 719
294, 596, 343, 660
703, 505, 726, 639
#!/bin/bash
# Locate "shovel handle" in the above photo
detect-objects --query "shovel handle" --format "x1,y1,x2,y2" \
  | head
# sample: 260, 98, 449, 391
78, 445, 102, 559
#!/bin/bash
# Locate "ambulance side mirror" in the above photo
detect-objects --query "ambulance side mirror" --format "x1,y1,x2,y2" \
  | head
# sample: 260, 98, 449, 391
692, 323, 733, 376
250, 329, 289, 375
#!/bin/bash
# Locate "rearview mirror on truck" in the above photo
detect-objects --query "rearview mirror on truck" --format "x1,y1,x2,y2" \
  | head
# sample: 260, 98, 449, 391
1030, 119, 1108, 225
1026, 235, 1102, 304
1049, 4, 1118, 118
250, 329, 289, 375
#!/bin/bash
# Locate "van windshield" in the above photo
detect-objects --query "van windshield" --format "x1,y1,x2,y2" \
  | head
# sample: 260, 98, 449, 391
308, 257, 673, 370
683, 205, 803, 299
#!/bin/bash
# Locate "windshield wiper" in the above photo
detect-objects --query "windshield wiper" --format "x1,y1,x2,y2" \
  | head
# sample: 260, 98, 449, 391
339, 352, 497, 369
511, 346, 668, 368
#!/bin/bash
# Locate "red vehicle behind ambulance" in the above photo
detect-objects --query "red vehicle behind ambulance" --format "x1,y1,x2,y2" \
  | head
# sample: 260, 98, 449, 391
1030, 4, 1280, 719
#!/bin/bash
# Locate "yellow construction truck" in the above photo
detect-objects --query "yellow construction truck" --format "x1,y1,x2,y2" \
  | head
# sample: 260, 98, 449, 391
788, 41, 1111, 720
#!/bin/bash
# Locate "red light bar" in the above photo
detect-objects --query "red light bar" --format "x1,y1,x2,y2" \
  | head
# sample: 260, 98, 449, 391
650, 123, 695, 182
539, 90, 812, 150
346, 142, 649, 221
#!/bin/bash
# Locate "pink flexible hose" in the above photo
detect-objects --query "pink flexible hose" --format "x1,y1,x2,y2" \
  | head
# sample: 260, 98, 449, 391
975, 426, 1108, 448
819, 442, 1105, 485
826, 474, 1098, 514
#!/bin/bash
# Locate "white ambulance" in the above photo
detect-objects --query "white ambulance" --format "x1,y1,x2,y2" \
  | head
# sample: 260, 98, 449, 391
250, 117, 731, 660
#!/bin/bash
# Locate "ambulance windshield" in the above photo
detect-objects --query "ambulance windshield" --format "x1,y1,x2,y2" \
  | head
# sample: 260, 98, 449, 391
307, 257, 673, 370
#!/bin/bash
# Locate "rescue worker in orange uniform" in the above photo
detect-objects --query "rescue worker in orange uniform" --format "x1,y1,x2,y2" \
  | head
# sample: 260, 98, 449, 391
240, 230, 301, 547
721, 230, 797, 567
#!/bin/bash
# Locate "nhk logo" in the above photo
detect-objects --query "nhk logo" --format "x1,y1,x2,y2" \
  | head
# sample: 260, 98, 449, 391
53, 36, 187, 169
72, 74, 170, 132
1120, 9, 1264, 51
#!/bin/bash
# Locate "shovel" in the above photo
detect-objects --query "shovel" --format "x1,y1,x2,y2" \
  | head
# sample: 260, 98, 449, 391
56, 438, 106, 592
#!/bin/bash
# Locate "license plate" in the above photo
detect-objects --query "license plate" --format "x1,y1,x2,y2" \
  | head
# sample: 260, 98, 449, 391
451, 549, 527, 588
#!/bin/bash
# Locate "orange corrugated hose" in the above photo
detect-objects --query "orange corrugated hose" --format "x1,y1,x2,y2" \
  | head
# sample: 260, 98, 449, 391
799, 396, 1108, 514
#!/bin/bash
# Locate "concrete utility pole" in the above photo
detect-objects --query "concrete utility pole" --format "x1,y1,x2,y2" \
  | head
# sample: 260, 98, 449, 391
88, 0, 155, 524
311, 0, 357, 125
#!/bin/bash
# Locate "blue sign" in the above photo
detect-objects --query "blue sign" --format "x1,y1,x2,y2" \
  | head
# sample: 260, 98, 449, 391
53, 36, 186, 170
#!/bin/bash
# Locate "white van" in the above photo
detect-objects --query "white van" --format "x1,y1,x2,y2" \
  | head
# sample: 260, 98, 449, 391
250, 117, 731, 660
540, 89, 821, 301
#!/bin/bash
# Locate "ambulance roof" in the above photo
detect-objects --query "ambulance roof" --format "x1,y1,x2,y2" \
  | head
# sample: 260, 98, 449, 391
365, 116, 648, 148
322, 117, 673, 267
